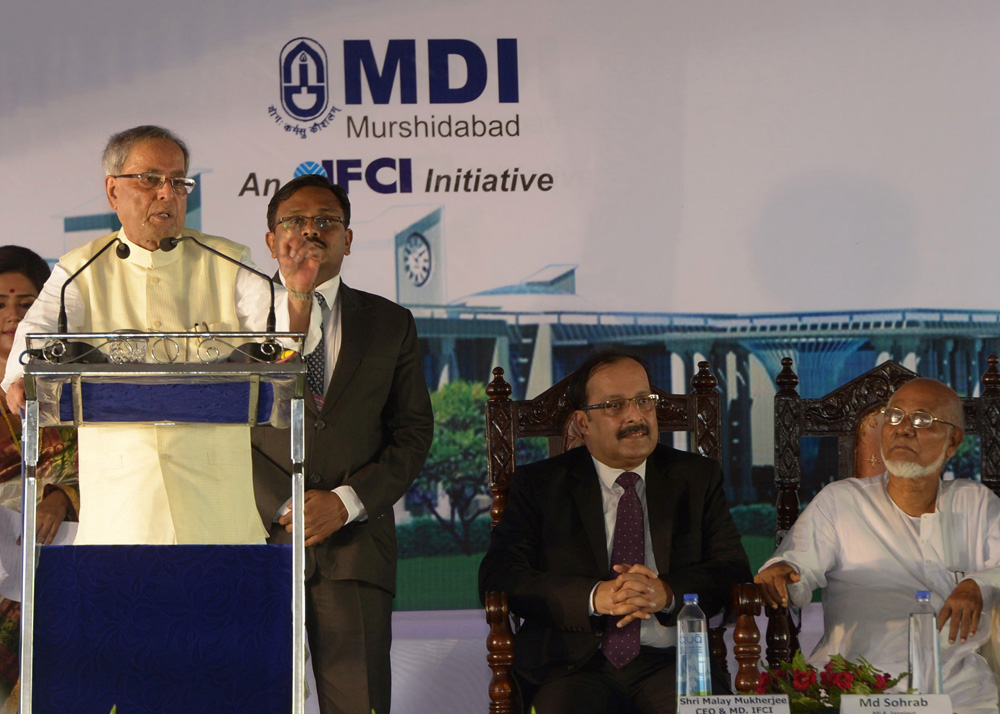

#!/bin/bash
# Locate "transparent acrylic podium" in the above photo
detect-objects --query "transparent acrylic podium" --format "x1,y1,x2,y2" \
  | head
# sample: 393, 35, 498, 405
17, 330, 308, 714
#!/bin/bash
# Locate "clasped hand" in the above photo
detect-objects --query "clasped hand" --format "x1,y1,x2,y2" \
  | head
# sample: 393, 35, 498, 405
594, 563, 672, 628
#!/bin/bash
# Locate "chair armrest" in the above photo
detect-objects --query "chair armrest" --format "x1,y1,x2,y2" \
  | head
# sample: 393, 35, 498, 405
727, 581, 800, 693
485, 590, 517, 714
730, 582, 763, 692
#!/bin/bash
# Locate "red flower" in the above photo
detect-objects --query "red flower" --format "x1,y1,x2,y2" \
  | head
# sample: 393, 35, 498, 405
792, 670, 817, 691
828, 671, 854, 690
755, 672, 773, 694
872, 673, 889, 691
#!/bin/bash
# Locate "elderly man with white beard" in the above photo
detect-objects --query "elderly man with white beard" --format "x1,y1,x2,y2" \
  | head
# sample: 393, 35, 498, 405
755, 378, 1000, 714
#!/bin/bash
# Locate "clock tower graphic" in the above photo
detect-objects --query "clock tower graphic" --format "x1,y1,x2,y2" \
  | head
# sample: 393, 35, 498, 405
394, 206, 446, 306
401, 232, 432, 287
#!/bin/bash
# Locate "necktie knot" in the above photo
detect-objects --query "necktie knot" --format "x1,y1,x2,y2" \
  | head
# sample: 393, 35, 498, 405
314, 291, 328, 309
616, 471, 639, 490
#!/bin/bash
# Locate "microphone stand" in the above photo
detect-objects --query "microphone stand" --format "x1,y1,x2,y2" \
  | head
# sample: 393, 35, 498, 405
161, 236, 280, 362
53, 236, 130, 363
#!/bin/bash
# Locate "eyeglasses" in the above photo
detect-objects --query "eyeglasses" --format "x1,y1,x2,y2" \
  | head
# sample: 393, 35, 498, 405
113, 172, 196, 195
274, 215, 346, 232
580, 393, 660, 416
882, 406, 959, 430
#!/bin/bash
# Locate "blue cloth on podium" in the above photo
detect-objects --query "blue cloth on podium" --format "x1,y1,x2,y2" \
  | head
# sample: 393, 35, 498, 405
32, 545, 293, 714
58, 382, 275, 424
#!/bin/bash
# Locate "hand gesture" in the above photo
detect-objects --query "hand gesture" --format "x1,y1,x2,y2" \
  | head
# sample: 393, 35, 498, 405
939, 579, 983, 644
754, 561, 801, 609
278, 489, 349, 547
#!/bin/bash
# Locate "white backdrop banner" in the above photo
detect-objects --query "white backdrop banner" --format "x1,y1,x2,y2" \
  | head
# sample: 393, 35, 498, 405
3, 1, 999, 313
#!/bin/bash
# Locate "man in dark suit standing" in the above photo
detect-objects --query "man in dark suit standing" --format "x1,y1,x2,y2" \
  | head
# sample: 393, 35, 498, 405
252, 175, 434, 714
479, 349, 750, 714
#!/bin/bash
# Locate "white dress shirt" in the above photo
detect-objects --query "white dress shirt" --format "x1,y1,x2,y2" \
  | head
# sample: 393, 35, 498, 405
275, 273, 366, 526
588, 456, 677, 649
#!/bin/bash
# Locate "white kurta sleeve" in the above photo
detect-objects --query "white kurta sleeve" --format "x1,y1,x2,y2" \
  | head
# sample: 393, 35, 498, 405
965, 487, 1000, 609
761, 488, 841, 608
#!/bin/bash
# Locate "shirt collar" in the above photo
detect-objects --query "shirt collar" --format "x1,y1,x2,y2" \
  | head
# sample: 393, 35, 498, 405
591, 456, 647, 491
314, 275, 341, 307
117, 228, 184, 268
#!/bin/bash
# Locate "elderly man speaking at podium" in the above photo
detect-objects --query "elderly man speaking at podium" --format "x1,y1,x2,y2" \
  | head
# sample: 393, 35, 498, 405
2, 125, 319, 545
755, 378, 1000, 714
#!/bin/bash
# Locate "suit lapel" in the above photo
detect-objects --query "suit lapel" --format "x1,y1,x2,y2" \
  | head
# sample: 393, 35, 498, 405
646, 448, 678, 573
304, 389, 321, 416
320, 282, 373, 415
568, 451, 611, 574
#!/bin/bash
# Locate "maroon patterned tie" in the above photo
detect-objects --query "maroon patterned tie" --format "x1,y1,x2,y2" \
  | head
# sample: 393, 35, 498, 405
602, 471, 644, 668
305, 292, 327, 406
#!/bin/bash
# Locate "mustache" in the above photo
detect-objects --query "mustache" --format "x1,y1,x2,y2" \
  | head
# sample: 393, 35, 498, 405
305, 236, 327, 249
617, 423, 649, 439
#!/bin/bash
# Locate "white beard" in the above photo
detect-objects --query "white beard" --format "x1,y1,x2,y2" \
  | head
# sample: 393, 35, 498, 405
882, 441, 949, 479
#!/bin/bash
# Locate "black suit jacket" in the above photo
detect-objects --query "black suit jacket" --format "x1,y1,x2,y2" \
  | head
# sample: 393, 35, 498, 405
478, 443, 750, 685
251, 281, 434, 594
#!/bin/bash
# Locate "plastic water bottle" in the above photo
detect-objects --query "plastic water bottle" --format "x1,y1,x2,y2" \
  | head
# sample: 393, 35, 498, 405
908, 590, 943, 694
676, 593, 711, 702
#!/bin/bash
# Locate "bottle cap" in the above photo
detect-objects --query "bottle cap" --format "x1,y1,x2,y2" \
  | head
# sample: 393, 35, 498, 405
683, 593, 698, 604
916, 590, 931, 599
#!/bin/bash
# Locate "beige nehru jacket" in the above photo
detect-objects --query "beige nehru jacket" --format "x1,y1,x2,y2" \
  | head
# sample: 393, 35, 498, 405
61, 230, 268, 545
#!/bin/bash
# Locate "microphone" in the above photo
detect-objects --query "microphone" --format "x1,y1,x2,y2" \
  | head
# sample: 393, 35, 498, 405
162, 235, 279, 361
51, 236, 130, 363
58, 236, 130, 332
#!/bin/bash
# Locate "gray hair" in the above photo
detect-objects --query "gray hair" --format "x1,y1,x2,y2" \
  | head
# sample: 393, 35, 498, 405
102, 125, 190, 176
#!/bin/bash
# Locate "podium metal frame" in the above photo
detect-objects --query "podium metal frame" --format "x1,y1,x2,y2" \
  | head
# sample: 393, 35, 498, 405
18, 330, 308, 714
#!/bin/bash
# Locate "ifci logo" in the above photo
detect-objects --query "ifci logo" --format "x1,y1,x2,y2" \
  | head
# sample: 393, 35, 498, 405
280, 38, 329, 121
295, 159, 412, 194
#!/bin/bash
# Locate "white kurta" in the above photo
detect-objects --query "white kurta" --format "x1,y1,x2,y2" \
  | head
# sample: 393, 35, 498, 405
2, 230, 286, 545
763, 473, 1000, 713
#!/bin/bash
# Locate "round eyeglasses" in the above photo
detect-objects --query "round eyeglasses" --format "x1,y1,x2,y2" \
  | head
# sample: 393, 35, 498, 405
113, 172, 196, 195
882, 406, 959, 430
580, 393, 660, 416
274, 215, 346, 232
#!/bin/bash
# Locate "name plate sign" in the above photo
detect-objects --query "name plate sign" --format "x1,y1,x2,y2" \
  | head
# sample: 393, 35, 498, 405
840, 694, 952, 714
678, 694, 789, 714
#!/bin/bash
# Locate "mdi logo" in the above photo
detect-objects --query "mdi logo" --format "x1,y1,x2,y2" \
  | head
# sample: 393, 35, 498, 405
265, 37, 520, 141
281, 38, 328, 120
267, 37, 342, 139
343, 39, 519, 104
343, 39, 521, 140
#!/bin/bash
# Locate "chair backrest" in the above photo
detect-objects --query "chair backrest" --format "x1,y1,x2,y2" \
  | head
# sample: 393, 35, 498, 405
484, 361, 722, 528
773, 355, 1000, 541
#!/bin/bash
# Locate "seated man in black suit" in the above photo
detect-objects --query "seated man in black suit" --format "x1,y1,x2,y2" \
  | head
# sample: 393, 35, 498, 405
479, 349, 750, 714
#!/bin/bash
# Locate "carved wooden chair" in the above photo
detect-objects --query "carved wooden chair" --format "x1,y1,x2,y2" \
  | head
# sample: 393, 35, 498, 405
730, 355, 1000, 692
483, 361, 722, 714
